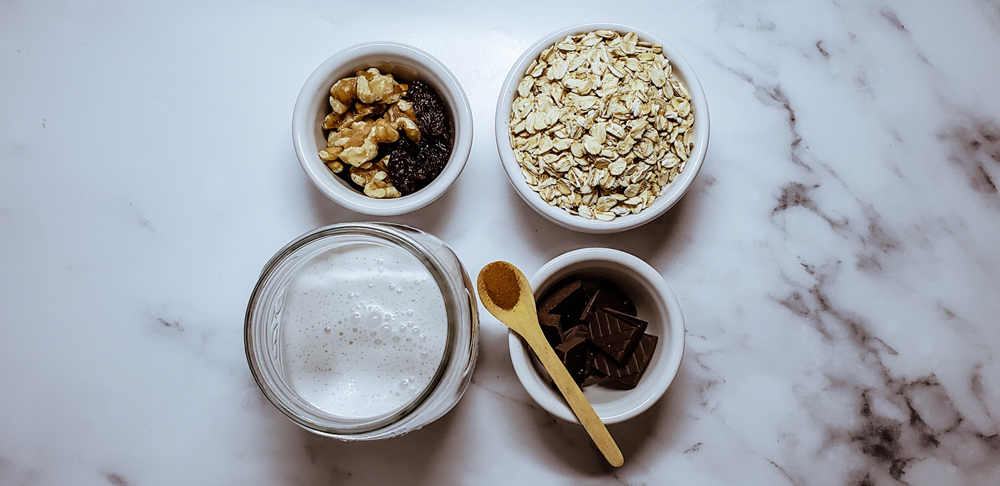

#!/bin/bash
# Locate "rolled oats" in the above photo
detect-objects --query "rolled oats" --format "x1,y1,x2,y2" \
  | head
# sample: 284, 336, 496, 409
509, 30, 694, 220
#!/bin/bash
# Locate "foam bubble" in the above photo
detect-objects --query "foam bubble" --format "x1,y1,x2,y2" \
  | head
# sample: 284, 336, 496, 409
280, 241, 448, 419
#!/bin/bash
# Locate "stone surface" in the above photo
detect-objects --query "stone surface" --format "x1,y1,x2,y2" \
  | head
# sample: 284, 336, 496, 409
1, 1, 999, 485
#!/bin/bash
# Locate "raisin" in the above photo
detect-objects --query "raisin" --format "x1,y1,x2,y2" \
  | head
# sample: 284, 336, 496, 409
384, 134, 451, 195
383, 80, 453, 195
410, 80, 449, 138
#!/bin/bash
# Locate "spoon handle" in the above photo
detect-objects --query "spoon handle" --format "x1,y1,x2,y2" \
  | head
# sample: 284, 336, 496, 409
521, 327, 624, 467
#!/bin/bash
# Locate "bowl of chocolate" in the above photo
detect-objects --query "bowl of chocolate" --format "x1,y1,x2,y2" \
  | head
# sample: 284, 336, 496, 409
293, 42, 473, 216
508, 248, 684, 424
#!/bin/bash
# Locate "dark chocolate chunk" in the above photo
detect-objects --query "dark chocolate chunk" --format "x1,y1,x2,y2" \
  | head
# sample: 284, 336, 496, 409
582, 280, 637, 317
593, 333, 658, 390
534, 275, 657, 390
606, 371, 642, 389
537, 279, 583, 315
549, 285, 591, 321
561, 322, 590, 342
555, 335, 593, 386
586, 308, 647, 365
538, 312, 563, 346
538, 310, 562, 328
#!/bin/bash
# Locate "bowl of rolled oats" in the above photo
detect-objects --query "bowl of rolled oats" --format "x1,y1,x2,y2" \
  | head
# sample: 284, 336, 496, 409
495, 24, 709, 233
293, 42, 473, 216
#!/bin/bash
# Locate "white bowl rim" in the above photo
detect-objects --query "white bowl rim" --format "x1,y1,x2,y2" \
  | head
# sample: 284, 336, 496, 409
507, 247, 686, 424
293, 41, 473, 216
494, 23, 710, 234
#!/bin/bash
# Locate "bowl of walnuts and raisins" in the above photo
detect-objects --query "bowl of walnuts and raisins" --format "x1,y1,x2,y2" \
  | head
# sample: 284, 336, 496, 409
293, 42, 473, 216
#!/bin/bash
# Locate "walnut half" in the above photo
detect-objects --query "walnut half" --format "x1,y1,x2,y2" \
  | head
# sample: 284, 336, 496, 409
318, 68, 423, 198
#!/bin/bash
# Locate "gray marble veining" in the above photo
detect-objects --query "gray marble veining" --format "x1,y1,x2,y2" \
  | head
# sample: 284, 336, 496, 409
1, 0, 998, 484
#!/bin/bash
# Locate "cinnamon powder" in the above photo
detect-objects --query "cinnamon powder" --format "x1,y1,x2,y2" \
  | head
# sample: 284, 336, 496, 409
483, 263, 520, 310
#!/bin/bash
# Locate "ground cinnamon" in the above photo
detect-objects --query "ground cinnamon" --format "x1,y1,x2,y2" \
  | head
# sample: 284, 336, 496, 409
483, 262, 520, 310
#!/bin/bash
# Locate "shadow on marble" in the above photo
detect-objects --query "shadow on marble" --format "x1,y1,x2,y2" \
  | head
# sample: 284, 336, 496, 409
514, 383, 670, 475
508, 189, 698, 270
280, 406, 465, 485
303, 166, 465, 238
303, 174, 361, 226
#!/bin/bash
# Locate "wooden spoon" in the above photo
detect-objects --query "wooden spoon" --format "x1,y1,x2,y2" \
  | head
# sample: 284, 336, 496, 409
477, 261, 624, 468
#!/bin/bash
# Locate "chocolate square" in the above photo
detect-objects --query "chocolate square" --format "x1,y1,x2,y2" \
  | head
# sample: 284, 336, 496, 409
534, 276, 657, 391
549, 285, 591, 321
561, 322, 590, 341
555, 335, 594, 386
582, 280, 637, 317
592, 333, 658, 390
536, 279, 583, 315
538, 312, 563, 346
586, 308, 648, 365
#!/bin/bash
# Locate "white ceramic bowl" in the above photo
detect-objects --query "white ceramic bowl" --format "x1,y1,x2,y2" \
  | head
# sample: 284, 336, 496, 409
508, 248, 685, 424
293, 42, 473, 216
495, 23, 710, 233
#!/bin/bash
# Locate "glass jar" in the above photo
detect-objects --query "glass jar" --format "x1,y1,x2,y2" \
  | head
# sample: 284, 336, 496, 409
245, 222, 478, 440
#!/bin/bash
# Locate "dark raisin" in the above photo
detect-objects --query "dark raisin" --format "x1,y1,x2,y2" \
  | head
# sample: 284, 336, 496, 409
384, 132, 451, 195
382, 80, 453, 195
409, 80, 449, 138
384, 138, 422, 195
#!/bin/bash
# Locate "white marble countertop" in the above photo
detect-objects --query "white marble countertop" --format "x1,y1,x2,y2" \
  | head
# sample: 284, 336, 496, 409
2, 1, 999, 484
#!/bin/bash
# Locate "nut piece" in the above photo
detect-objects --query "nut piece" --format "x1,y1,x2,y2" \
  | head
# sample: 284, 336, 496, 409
509, 30, 695, 220
350, 159, 402, 199
318, 68, 422, 198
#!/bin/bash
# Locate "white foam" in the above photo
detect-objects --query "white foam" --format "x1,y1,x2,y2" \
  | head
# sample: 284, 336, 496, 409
280, 241, 448, 419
